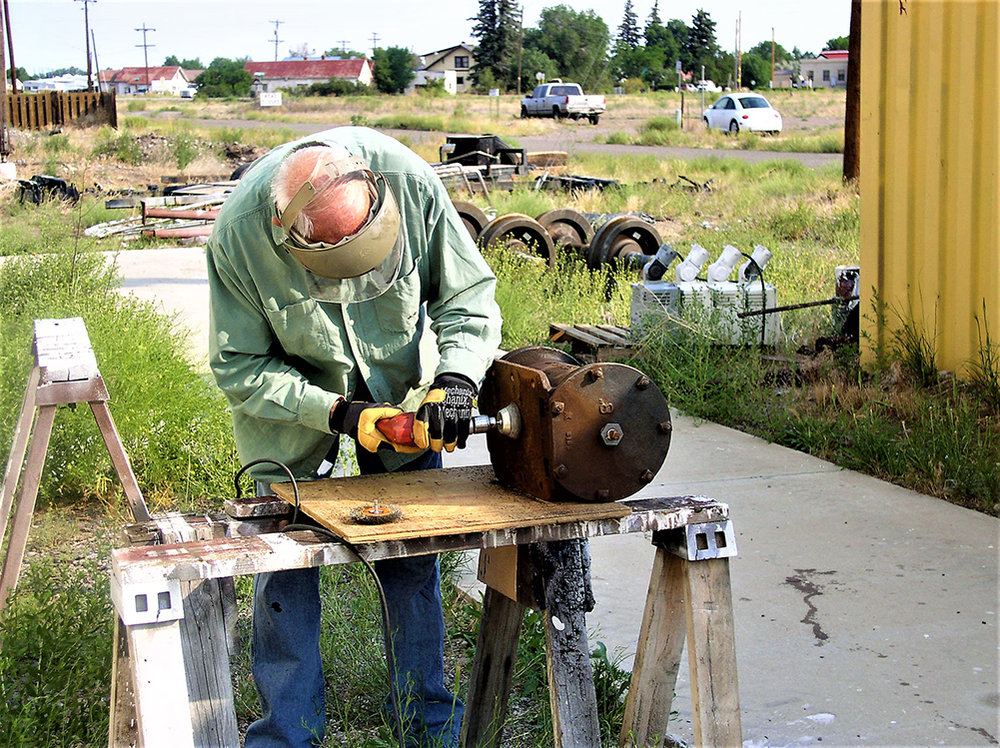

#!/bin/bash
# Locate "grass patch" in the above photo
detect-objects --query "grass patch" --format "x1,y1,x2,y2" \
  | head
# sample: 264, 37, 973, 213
0, 558, 114, 744
0, 251, 238, 511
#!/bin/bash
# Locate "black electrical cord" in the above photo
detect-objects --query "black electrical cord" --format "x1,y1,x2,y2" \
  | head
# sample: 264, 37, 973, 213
738, 252, 768, 351
234, 460, 408, 747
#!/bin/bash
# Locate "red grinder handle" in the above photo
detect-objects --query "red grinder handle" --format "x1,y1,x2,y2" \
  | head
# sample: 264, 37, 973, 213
375, 412, 418, 448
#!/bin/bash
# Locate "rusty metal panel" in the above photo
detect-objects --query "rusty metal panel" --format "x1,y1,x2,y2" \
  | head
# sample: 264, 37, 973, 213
860, 0, 1000, 374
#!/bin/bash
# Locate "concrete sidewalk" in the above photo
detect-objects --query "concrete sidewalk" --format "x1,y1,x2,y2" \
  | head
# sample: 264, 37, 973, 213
111, 247, 999, 747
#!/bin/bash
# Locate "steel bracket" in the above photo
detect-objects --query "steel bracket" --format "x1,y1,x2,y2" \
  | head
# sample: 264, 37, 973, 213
110, 572, 184, 626
661, 520, 738, 561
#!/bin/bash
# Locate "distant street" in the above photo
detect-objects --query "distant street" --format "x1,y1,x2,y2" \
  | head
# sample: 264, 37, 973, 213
141, 113, 842, 170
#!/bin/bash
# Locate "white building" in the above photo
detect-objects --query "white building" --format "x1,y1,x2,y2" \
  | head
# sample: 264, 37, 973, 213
243, 58, 374, 92
23, 74, 89, 92
799, 50, 849, 87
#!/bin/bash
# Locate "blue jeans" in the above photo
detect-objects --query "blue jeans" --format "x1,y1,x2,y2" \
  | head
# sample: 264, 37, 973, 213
245, 448, 463, 748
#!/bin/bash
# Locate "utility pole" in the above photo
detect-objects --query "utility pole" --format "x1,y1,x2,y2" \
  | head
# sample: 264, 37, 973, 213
135, 23, 155, 92
76, 0, 95, 91
0, 0, 9, 161
269, 19, 283, 62
771, 27, 775, 88
91, 29, 102, 92
735, 12, 742, 89
370, 32, 379, 56
517, 5, 524, 96
843, 0, 861, 182
3, 0, 15, 94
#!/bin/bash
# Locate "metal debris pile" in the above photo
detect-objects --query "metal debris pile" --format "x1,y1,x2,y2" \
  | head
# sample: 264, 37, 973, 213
453, 200, 663, 271
84, 182, 236, 242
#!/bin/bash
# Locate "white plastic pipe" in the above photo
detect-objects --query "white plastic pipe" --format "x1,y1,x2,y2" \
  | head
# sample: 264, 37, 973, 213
739, 244, 773, 284
706, 244, 743, 282
674, 244, 711, 282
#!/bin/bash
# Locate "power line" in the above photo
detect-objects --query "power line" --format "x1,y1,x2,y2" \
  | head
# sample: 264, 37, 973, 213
76, 0, 96, 91
269, 19, 284, 62
134, 23, 155, 90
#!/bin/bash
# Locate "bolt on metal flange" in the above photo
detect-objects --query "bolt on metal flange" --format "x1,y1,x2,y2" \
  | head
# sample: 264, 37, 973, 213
600, 422, 624, 446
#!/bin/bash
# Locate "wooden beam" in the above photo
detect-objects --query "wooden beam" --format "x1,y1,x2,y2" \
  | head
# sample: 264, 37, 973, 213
619, 548, 687, 748
532, 540, 601, 748
0, 405, 55, 610
113, 496, 729, 588
684, 557, 742, 747
461, 586, 526, 748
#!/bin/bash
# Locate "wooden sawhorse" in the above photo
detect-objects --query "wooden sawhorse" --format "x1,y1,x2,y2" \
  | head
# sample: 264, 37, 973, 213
109, 468, 741, 748
1, 317, 149, 613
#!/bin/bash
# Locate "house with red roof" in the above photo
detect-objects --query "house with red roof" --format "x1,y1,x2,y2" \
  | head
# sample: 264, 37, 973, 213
799, 50, 850, 88
103, 66, 192, 95
244, 58, 374, 93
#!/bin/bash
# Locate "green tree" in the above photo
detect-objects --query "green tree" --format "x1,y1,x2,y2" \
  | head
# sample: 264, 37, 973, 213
372, 46, 414, 94
740, 53, 771, 89
747, 41, 791, 65
518, 47, 559, 93
194, 57, 252, 98
825, 35, 849, 50
164, 55, 204, 69
526, 5, 611, 89
646, 0, 662, 30
470, 0, 521, 90
682, 9, 719, 79
616, 0, 642, 51
322, 47, 366, 59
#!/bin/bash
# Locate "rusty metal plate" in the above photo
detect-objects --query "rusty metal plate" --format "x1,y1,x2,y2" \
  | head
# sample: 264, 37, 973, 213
549, 362, 671, 501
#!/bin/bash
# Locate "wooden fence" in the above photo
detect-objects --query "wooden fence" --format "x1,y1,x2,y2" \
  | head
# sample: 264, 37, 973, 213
5, 91, 117, 130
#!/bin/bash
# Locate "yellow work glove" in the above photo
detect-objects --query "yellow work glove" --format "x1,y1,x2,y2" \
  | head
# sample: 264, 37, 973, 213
412, 374, 477, 452
329, 400, 422, 454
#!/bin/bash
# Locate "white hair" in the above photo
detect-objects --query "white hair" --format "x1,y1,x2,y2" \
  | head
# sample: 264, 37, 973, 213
272, 143, 353, 238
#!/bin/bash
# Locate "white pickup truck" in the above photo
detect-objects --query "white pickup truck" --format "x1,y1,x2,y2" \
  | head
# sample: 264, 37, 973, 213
520, 81, 606, 124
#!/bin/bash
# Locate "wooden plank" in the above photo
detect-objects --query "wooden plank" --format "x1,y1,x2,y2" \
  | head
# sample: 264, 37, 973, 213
0, 367, 39, 542
109, 616, 140, 748
113, 497, 729, 588
33, 317, 99, 383
269, 466, 631, 545
461, 585, 526, 748
534, 540, 601, 748
619, 548, 687, 748
128, 620, 196, 747
575, 325, 631, 347
179, 578, 239, 747
548, 324, 617, 351
91, 401, 150, 522
684, 557, 742, 747
0, 405, 55, 611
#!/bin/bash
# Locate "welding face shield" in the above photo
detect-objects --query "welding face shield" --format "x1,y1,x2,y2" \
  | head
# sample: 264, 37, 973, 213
275, 154, 404, 304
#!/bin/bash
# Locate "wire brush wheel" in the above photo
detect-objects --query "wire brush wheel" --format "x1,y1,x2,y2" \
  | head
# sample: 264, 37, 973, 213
349, 504, 403, 524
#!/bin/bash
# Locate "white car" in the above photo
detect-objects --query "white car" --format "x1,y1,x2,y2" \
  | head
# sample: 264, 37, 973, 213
703, 93, 782, 134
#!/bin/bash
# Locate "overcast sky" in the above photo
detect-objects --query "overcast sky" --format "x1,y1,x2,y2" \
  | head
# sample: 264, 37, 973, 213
7, 0, 849, 75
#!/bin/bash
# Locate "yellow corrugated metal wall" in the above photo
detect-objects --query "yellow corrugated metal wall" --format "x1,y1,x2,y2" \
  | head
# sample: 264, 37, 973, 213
860, 0, 999, 373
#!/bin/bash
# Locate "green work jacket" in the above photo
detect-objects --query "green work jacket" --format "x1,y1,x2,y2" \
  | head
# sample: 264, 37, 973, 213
206, 127, 502, 481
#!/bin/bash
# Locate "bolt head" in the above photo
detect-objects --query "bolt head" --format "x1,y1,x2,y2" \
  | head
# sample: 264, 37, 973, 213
555, 464, 568, 478
640, 469, 655, 482
600, 422, 624, 446
657, 420, 672, 434
636, 375, 651, 390
551, 400, 565, 415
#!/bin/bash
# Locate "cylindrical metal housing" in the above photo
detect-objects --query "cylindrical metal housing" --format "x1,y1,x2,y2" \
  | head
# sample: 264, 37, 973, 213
479, 347, 672, 502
